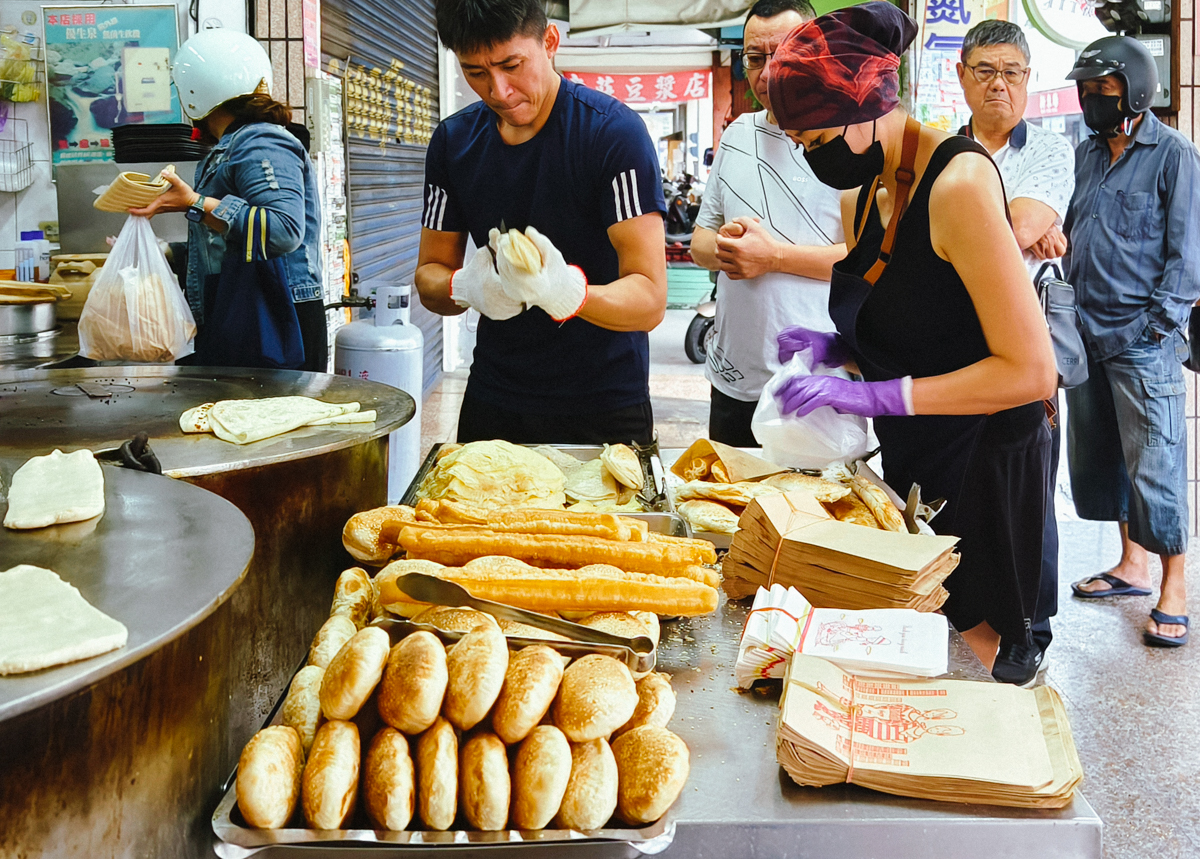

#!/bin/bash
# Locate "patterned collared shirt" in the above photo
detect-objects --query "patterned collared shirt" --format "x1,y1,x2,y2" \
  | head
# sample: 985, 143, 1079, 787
959, 118, 1075, 277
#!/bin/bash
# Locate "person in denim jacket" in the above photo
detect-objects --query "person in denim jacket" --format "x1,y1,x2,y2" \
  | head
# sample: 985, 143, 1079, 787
131, 30, 325, 371
1063, 37, 1200, 648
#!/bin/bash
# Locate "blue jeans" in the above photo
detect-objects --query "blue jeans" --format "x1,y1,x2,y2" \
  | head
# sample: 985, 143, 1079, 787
1065, 327, 1190, 556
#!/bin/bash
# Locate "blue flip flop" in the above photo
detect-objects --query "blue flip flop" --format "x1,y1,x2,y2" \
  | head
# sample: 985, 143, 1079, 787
1144, 608, 1189, 648
1071, 572, 1153, 599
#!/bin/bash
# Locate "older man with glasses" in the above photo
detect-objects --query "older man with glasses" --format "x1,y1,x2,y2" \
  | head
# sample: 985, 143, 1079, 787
955, 19, 1075, 685
956, 20, 1075, 270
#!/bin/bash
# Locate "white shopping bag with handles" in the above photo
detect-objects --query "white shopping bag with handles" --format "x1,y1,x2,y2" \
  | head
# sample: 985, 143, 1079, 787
751, 350, 873, 469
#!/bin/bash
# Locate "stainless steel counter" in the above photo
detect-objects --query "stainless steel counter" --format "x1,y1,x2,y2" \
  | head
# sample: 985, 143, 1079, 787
0, 365, 413, 477
207, 597, 1101, 859
657, 598, 1102, 858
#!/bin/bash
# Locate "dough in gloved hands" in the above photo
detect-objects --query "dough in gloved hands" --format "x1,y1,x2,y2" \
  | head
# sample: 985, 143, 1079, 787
497, 226, 587, 322
450, 228, 524, 321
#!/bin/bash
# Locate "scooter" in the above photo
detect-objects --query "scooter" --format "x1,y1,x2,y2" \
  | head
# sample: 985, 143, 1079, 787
684, 279, 717, 365
663, 172, 702, 245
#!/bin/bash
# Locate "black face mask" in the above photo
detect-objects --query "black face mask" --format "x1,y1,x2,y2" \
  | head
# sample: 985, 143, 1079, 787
803, 125, 885, 190
1081, 93, 1124, 137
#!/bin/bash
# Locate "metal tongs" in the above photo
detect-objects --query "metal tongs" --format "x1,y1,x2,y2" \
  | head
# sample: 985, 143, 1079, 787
903, 483, 947, 535
371, 573, 656, 674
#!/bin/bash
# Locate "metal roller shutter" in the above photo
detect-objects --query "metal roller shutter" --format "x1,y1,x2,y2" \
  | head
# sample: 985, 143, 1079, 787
321, 0, 443, 394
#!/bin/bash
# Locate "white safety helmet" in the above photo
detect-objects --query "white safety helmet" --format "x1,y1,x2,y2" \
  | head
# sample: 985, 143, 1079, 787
172, 29, 274, 121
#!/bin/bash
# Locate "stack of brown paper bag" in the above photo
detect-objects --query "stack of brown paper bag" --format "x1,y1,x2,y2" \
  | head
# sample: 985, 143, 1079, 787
721, 491, 959, 610
776, 655, 1082, 808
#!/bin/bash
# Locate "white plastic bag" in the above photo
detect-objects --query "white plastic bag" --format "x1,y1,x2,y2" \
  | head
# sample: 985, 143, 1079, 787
77, 215, 196, 362
751, 350, 872, 469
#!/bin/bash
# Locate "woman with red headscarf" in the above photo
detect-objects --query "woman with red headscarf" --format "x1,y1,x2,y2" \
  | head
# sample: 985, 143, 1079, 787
766, 2, 1057, 684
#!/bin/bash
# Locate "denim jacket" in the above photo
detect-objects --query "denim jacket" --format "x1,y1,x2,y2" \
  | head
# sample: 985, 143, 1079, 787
179, 121, 323, 324
1064, 111, 1200, 361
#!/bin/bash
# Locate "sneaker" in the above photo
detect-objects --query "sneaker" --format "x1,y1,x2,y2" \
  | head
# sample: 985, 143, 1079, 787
991, 642, 1046, 687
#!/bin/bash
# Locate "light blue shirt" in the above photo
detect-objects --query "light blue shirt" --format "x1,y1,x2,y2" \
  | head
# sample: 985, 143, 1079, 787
1063, 110, 1200, 360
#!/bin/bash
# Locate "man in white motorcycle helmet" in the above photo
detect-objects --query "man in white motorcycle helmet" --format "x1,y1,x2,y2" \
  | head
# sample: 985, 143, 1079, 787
130, 29, 326, 371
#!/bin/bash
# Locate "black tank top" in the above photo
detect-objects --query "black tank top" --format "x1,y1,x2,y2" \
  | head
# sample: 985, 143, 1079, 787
834, 136, 996, 382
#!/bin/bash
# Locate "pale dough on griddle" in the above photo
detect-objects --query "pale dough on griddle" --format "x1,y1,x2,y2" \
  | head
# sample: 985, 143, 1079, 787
0, 565, 128, 674
3, 449, 105, 530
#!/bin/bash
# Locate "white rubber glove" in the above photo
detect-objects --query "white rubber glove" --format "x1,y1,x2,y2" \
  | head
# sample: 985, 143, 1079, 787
496, 226, 588, 322
448, 228, 523, 321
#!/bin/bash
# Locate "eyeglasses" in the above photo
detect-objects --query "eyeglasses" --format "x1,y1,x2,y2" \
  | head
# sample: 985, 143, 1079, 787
965, 64, 1031, 85
741, 51, 774, 71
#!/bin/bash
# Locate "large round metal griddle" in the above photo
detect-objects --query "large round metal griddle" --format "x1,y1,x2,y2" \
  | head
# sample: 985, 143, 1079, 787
0, 365, 414, 477
0, 464, 254, 722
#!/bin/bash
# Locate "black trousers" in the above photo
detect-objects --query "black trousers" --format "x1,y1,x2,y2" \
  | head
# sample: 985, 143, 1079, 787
708, 386, 760, 448
457, 387, 654, 445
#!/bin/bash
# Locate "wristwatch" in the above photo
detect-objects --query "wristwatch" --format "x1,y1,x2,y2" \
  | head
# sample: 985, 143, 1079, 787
185, 194, 206, 223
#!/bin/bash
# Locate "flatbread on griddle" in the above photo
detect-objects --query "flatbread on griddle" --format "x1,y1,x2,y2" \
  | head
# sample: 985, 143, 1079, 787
0, 565, 128, 674
3, 449, 105, 530
207, 397, 359, 444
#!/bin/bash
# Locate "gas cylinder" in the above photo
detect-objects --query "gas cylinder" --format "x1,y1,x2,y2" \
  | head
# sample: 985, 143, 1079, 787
334, 284, 423, 501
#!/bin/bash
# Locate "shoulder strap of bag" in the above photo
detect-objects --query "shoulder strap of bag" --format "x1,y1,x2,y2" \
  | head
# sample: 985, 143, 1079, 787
854, 176, 881, 244
864, 115, 922, 286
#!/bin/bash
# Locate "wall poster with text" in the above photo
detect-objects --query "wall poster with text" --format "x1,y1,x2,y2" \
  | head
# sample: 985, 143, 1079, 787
43, 4, 182, 164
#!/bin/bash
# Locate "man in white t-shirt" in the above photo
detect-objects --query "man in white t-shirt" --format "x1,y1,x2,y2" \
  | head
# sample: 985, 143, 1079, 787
956, 20, 1075, 275
955, 19, 1075, 687
691, 0, 846, 447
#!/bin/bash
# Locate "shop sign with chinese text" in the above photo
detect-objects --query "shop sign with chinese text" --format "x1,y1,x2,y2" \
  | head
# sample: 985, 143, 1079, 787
43, 4, 182, 165
562, 70, 710, 104
915, 0, 986, 129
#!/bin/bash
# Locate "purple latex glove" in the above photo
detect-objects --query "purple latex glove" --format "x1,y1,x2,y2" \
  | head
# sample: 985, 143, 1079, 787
777, 375, 914, 418
777, 326, 852, 367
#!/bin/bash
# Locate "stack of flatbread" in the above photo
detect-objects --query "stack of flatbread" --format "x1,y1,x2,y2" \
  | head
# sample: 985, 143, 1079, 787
181, 397, 377, 445
776, 655, 1082, 808
673, 471, 907, 538
417, 441, 647, 513
668, 439, 908, 539
721, 491, 959, 610
533, 443, 645, 512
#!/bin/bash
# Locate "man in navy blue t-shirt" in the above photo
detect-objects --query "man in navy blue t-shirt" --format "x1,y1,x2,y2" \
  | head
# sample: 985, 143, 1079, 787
417, 0, 667, 445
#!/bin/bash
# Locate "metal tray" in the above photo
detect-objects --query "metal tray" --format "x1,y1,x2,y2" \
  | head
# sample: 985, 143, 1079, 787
402, 442, 677, 516
211, 666, 677, 859
212, 788, 674, 858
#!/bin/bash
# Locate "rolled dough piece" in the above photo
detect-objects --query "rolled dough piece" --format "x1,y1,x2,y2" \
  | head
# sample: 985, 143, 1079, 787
0, 565, 128, 674
180, 402, 214, 433
3, 449, 105, 530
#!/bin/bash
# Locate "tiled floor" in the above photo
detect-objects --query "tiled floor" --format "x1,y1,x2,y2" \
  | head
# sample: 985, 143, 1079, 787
419, 309, 1200, 859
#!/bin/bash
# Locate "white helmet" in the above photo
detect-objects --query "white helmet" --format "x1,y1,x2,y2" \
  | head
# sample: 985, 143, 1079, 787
172, 29, 274, 121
